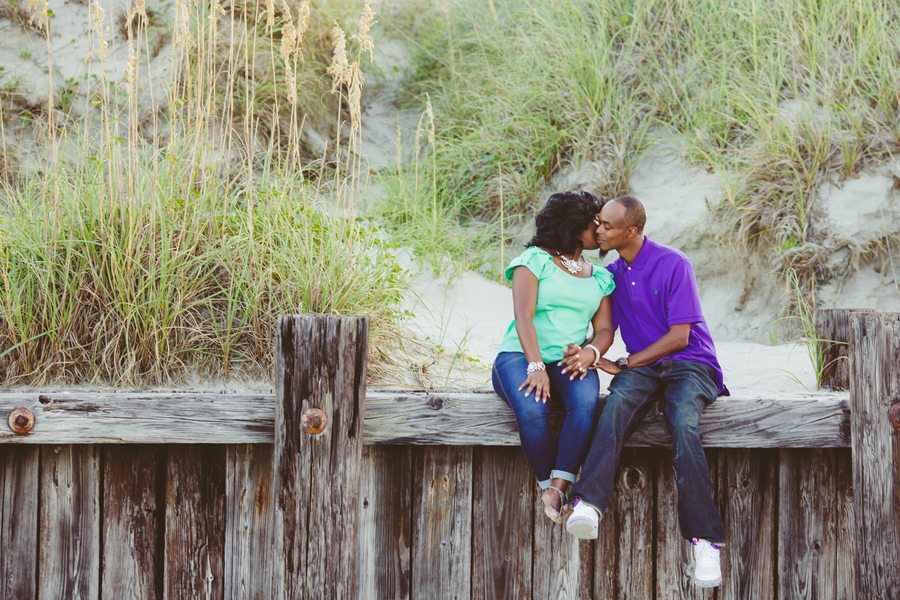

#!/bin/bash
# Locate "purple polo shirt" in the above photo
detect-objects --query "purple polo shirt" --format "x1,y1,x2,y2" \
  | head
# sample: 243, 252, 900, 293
606, 237, 729, 396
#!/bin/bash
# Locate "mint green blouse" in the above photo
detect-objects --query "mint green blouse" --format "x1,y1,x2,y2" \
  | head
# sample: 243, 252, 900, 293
498, 247, 616, 362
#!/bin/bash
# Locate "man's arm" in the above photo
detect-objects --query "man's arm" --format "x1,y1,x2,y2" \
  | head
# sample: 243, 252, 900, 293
610, 258, 700, 371
624, 323, 690, 367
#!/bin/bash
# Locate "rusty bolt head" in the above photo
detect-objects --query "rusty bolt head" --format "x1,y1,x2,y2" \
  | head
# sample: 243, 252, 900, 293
890, 403, 900, 431
8, 408, 35, 435
301, 408, 327, 435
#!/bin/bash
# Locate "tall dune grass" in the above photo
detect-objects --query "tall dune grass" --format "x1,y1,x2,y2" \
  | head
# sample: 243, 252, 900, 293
386, 0, 898, 300
0, 0, 404, 385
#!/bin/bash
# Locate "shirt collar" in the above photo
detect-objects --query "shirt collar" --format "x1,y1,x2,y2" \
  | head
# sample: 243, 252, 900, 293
624, 236, 653, 270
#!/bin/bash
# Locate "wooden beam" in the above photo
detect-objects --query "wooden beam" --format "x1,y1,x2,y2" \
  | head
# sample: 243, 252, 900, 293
0, 390, 850, 447
849, 312, 899, 597
273, 314, 368, 599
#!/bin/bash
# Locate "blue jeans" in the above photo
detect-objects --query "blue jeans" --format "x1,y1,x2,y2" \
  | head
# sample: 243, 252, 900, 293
491, 351, 601, 488
571, 359, 726, 543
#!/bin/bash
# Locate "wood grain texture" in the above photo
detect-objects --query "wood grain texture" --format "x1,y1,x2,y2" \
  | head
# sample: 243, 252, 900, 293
164, 445, 226, 600
273, 315, 368, 599
720, 449, 777, 600
470, 447, 532, 600
0, 391, 274, 444
225, 444, 278, 600
655, 448, 714, 600
532, 486, 591, 600
359, 445, 412, 600
411, 446, 473, 600
102, 445, 162, 600
849, 312, 899, 599
0, 391, 851, 447
815, 308, 873, 390
39, 444, 100, 600
0, 446, 38, 600
614, 449, 655, 599
778, 449, 856, 600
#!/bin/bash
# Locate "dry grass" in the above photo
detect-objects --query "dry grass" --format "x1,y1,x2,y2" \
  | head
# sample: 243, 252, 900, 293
0, 0, 405, 386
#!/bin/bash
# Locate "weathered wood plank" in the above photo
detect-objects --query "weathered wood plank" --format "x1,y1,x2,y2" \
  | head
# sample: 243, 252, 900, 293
0, 391, 851, 447
614, 449, 655, 599
720, 449, 777, 600
815, 308, 872, 390
359, 445, 412, 600
411, 446, 473, 599
102, 445, 162, 600
0, 391, 274, 444
39, 445, 100, 599
532, 486, 591, 600
656, 448, 713, 600
273, 315, 368, 599
849, 312, 899, 599
779, 449, 857, 599
593, 486, 618, 599
471, 447, 532, 600
0, 446, 38, 600
164, 445, 226, 600
225, 444, 278, 600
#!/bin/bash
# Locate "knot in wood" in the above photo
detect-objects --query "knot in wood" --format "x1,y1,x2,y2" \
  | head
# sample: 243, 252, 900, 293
8, 407, 35, 435
301, 408, 327, 435
890, 403, 900, 431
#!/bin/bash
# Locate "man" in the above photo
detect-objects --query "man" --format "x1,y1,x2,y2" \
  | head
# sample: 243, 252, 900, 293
563, 195, 728, 588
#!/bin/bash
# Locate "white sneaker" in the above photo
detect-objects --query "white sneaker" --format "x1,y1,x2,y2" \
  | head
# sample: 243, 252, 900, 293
565, 498, 600, 539
691, 538, 723, 587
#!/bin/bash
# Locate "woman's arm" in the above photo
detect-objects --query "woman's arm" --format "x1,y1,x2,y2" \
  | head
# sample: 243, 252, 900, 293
511, 266, 551, 402
561, 296, 615, 379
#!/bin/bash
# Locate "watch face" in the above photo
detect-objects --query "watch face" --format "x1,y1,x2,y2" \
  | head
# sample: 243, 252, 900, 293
616, 358, 628, 369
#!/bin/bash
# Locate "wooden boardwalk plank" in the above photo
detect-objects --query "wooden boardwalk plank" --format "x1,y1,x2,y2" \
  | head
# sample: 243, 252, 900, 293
471, 447, 532, 600
102, 445, 162, 600
273, 315, 368, 599
39, 445, 100, 599
615, 449, 655, 599
656, 448, 713, 600
0, 391, 851, 448
849, 312, 899, 598
0, 446, 38, 600
411, 446, 473, 599
720, 448, 777, 600
359, 445, 413, 600
225, 444, 278, 600
165, 445, 226, 600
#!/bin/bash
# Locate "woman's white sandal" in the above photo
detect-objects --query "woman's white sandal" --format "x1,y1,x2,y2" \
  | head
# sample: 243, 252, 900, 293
541, 485, 568, 524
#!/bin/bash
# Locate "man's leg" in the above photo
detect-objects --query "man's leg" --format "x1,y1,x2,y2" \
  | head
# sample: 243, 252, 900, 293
660, 361, 725, 544
570, 367, 661, 512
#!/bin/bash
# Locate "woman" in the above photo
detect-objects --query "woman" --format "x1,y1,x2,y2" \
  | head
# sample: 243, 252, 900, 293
492, 190, 616, 523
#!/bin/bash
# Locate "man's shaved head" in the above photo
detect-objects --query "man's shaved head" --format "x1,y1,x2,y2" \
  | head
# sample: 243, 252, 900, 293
609, 195, 646, 232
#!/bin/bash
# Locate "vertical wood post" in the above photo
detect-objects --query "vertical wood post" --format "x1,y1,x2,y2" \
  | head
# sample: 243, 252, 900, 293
274, 314, 368, 599
849, 312, 899, 598
815, 308, 872, 390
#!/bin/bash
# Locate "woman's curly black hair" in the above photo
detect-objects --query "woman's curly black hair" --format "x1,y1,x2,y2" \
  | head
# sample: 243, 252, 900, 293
526, 190, 603, 254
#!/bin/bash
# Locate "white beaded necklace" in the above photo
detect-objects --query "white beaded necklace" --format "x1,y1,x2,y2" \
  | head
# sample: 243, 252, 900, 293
557, 251, 583, 274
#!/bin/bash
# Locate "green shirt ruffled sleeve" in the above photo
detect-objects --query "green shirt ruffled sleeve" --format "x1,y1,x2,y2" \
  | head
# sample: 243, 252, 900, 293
592, 265, 616, 296
504, 246, 553, 282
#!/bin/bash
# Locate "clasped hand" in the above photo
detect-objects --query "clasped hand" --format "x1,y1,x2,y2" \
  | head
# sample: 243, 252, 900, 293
561, 343, 622, 378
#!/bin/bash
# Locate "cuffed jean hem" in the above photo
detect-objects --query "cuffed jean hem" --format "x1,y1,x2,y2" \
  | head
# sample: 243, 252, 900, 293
550, 469, 576, 483
538, 479, 552, 490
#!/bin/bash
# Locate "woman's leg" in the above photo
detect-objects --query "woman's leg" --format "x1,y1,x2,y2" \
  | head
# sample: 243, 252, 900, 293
492, 352, 555, 488
546, 363, 602, 495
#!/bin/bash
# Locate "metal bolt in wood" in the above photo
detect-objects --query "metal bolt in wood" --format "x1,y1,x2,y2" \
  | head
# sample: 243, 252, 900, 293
8, 407, 35, 435
301, 407, 328, 435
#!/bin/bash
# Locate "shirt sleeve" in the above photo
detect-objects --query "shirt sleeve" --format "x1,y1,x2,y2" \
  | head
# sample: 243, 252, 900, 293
666, 258, 704, 326
504, 247, 550, 282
